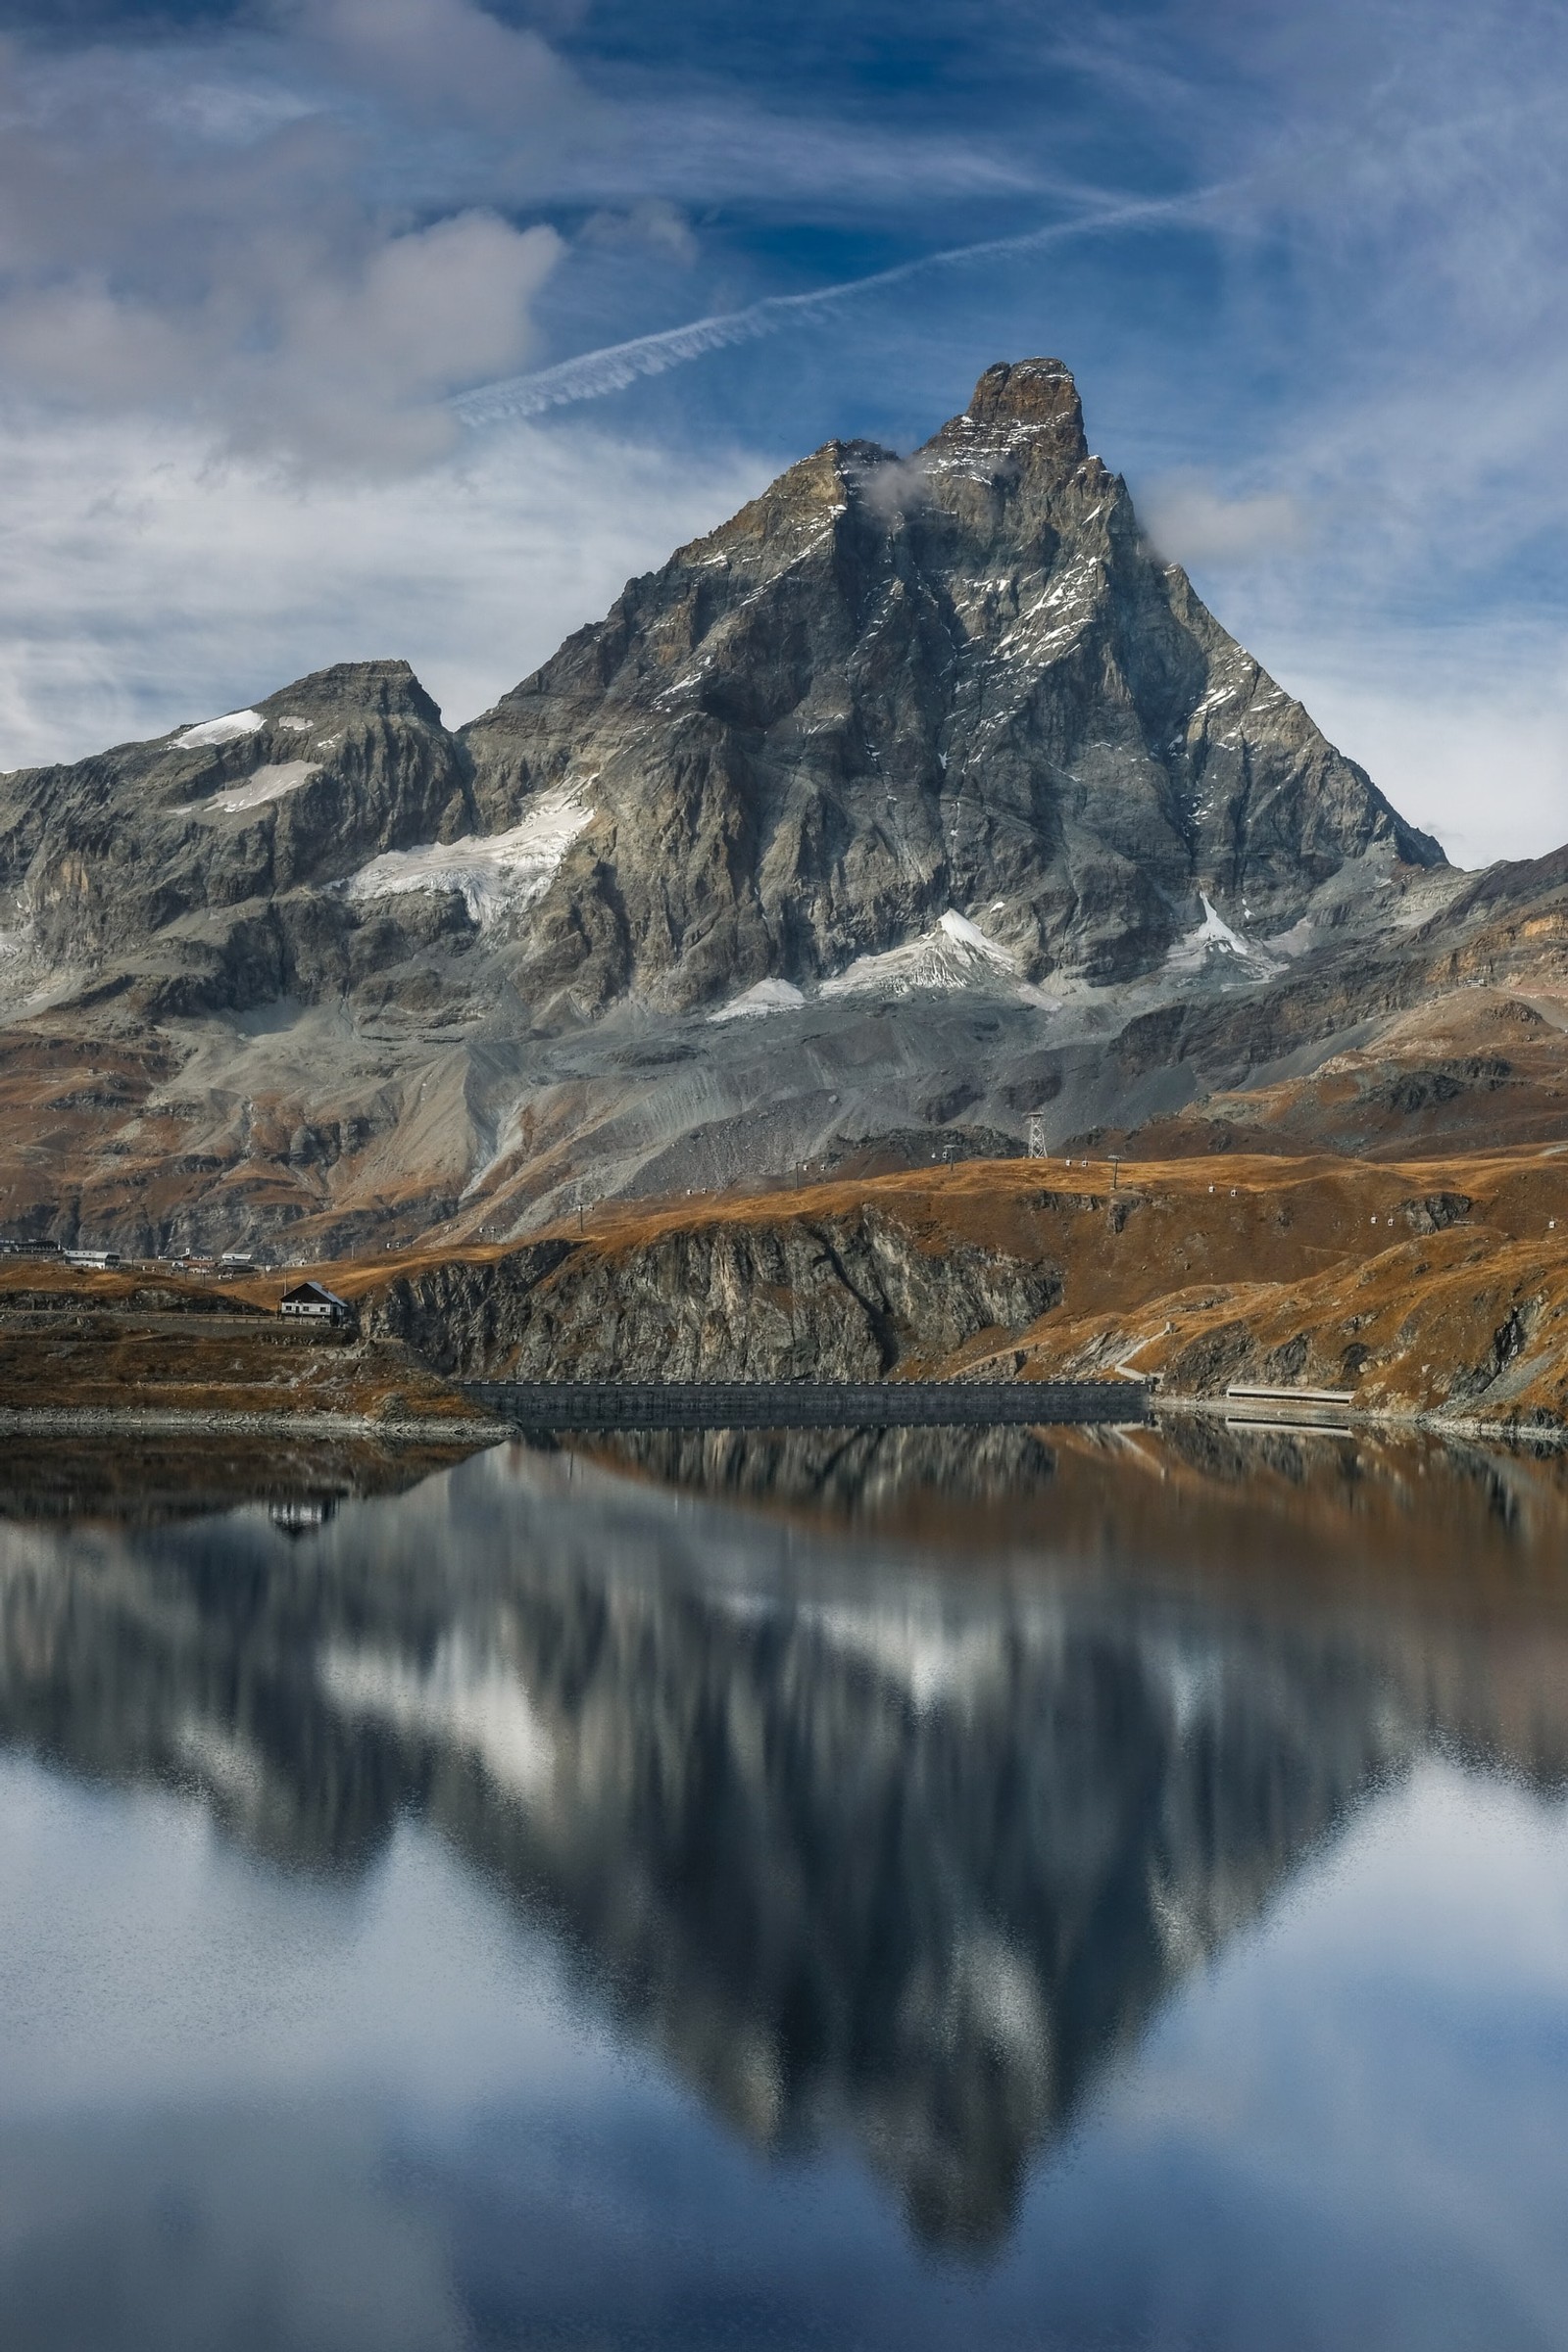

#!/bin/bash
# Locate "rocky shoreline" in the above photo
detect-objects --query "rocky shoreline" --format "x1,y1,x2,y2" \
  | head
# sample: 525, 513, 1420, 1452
0, 1406, 505, 1442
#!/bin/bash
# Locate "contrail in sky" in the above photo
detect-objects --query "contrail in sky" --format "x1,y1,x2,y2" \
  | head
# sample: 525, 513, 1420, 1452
453, 188, 1218, 429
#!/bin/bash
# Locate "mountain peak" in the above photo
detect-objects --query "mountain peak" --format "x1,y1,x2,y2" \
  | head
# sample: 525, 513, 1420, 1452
260, 659, 443, 727
961, 358, 1086, 449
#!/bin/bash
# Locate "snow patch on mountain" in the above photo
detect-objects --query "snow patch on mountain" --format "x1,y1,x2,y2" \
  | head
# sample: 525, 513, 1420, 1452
708, 910, 1055, 1016
172, 710, 265, 749
1197, 894, 1250, 954
197, 761, 319, 815
710, 978, 807, 1022
822, 907, 1021, 999
346, 784, 593, 926
1166, 893, 1279, 977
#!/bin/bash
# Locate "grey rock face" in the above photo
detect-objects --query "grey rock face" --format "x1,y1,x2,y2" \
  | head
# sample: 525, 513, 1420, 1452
371, 1209, 1061, 1381
2, 363, 1438, 1027
0, 660, 474, 1015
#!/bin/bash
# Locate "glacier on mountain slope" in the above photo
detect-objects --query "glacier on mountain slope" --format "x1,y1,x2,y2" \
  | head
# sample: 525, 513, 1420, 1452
346, 786, 594, 926
822, 908, 1022, 1000
1196, 894, 1250, 954
705, 908, 1056, 1021
1163, 892, 1279, 977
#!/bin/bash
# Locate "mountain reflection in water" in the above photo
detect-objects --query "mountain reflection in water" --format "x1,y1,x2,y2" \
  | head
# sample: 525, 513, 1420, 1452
2, 1423, 1566, 2276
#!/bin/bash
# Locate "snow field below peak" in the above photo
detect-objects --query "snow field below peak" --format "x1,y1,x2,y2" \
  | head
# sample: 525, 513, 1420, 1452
707, 907, 1055, 1021
1164, 892, 1279, 978
709, 979, 807, 1023
346, 785, 594, 927
203, 762, 319, 815
1197, 893, 1250, 954
172, 710, 265, 749
822, 906, 1019, 999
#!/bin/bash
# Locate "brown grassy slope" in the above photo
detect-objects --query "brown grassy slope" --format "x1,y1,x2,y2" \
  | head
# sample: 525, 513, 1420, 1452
0, 1263, 485, 1422
957, 1152, 1568, 1426
312, 1147, 1568, 1429
0, 1261, 273, 1312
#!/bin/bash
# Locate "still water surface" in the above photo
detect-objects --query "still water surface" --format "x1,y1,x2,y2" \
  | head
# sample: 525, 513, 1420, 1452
1, 1422, 1567, 2349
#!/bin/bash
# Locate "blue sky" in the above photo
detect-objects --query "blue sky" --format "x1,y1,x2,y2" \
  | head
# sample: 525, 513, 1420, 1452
0, 0, 1564, 862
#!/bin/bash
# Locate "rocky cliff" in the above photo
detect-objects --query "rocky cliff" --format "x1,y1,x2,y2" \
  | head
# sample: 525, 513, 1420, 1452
1, 660, 474, 1019
368, 1203, 1059, 1381
356, 1147, 1568, 1430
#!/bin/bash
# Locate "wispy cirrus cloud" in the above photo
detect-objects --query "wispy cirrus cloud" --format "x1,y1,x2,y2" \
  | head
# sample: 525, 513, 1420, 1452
0, 408, 767, 765
454, 184, 1223, 424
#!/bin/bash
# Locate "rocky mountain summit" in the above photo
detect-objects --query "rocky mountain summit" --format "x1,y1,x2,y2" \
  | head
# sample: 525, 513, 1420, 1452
5, 356, 1557, 1256
462, 356, 1440, 1012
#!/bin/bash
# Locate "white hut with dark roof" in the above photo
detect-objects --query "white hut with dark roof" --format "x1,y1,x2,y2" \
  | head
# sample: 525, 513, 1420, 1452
279, 1280, 349, 1324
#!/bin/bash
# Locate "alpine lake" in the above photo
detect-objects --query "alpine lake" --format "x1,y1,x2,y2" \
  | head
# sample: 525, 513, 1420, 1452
2, 1414, 1566, 2351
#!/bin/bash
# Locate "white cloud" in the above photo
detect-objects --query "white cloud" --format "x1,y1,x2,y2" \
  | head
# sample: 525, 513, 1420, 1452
296, 0, 585, 134
0, 410, 768, 770
257, 210, 564, 466
1140, 475, 1306, 567
0, 32, 565, 470
580, 200, 699, 266
854, 451, 933, 520
1274, 633, 1568, 869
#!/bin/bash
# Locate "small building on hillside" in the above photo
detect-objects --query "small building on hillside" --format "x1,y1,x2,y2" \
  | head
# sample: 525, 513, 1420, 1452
66, 1248, 122, 1270
279, 1280, 350, 1325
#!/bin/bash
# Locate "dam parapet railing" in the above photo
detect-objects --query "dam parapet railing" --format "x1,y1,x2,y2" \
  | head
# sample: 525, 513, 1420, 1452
464, 1378, 1152, 1433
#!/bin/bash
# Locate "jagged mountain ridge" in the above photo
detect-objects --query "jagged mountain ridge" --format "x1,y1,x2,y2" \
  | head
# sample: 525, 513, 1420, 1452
4, 357, 1544, 1255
